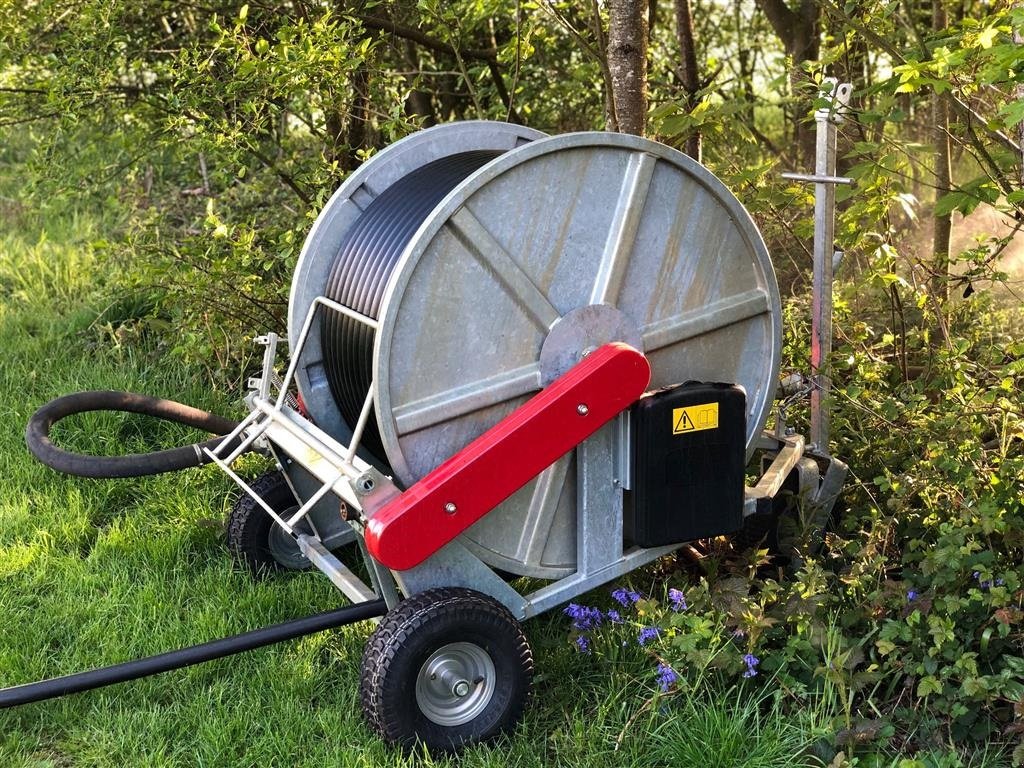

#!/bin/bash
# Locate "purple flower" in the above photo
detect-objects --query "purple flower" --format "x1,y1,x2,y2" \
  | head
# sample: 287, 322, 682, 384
637, 626, 660, 646
996, 578, 1006, 587
607, 609, 623, 624
564, 603, 603, 631
611, 587, 642, 607
656, 663, 679, 692
906, 590, 918, 601
575, 635, 591, 654
742, 653, 759, 678
668, 588, 687, 612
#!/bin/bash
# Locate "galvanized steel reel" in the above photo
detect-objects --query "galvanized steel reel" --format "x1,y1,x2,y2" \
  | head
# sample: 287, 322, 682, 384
290, 121, 782, 579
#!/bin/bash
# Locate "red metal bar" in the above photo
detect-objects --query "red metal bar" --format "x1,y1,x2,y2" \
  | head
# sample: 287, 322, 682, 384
365, 343, 650, 571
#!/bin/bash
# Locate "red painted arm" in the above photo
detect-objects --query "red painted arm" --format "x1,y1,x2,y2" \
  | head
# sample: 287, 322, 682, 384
364, 343, 650, 571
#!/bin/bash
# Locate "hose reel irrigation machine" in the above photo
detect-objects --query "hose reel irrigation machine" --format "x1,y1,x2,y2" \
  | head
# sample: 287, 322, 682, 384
8, 85, 852, 752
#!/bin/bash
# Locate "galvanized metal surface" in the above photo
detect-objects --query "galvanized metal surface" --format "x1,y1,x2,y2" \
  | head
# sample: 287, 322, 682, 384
289, 122, 544, 452
576, 422, 625, 574
212, 334, 813, 623
390, 539, 528, 617
415, 642, 496, 727
296, 534, 378, 604
277, 456, 357, 551
373, 132, 782, 578
809, 80, 852, 454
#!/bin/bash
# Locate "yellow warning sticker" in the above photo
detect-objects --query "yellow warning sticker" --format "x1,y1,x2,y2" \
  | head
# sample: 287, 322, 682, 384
672, 402, 719, 434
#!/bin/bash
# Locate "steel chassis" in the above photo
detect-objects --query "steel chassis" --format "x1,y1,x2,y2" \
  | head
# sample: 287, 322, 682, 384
206, 303, 846, 623
207, 80, 855, 620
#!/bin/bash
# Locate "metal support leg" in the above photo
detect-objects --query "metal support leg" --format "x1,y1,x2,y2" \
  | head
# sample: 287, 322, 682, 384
576, 422, 624, 574
782, 79, 853, 456
810, 100, 838, 453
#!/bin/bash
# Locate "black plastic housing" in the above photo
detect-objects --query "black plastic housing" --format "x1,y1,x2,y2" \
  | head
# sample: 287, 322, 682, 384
625, 382, 747, 547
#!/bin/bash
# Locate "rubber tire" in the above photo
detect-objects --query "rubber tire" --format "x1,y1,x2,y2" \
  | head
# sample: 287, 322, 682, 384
226, 472, 310, 575
359, 588, 533, 752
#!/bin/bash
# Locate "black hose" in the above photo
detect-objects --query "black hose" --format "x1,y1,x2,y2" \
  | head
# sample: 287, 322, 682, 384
0, 599, 388, 708
321, 150, 502, 463
25, 390, 244, 478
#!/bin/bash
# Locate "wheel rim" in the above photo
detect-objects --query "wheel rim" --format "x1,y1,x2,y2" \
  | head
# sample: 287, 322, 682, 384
267, 505, 312, 569
414, 642, 496, 727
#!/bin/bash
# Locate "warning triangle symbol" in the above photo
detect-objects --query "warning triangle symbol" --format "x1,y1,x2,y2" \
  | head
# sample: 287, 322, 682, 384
674, 410, 695, 433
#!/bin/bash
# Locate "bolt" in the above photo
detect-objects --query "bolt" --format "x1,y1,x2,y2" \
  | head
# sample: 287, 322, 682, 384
444, 502, 457, 514
577, 403, 589, 416
359, 476, 375, 492
452, 679, 471, 697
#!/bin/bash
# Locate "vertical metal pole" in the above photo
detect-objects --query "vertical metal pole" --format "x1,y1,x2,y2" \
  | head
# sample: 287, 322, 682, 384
810, 105, 837, 453
809, 80, 851, 455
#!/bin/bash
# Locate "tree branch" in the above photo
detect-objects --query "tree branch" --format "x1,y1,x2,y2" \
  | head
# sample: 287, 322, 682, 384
355, 14, 497, 61
819, 0, 1022, 156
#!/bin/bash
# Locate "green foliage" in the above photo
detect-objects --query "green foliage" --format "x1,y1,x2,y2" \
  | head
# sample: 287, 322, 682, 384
570, 290, 1024, 761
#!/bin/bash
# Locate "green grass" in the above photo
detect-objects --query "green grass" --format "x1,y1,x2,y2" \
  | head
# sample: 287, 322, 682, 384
0, 170, 825, 767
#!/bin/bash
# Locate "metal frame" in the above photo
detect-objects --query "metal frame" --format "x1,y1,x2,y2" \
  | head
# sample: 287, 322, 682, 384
208, 296, 839, 622
207, 112, 854, 622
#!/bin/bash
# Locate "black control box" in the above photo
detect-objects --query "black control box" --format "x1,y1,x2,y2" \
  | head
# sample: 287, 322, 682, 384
625, 382, 746, 547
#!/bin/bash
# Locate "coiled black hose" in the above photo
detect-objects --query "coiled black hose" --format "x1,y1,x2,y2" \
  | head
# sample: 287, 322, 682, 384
25, 390, 244, 478
321, 150, 502, 462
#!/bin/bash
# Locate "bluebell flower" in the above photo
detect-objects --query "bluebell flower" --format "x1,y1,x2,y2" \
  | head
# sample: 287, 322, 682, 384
564, 603, 603, 631
656, 663, 679, 692
742, 653, 759, 678
575, 635, 591, 654
607, 609, 623, 624
906, 590, 918, 601
637, 626, 660, 646
668, 588, 687, 612
973, 572, 993, 589
611, 587, 642, 607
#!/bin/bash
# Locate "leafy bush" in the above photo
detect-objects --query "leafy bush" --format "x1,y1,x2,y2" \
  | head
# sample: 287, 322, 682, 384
566, 289, 1024, 762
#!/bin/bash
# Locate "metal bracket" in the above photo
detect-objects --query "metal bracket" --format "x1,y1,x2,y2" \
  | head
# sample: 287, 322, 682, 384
815, 78, 853, 123
351, 467, 402, 520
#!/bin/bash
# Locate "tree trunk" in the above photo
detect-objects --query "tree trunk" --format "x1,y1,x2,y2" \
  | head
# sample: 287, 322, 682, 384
753, 0, 820, 161
673, 0, 701, 161
607, 0, 649, 136
340, 64, 370, 172
931, 0, 951, 302
403, 40, 436, 127
1015, 10, 1024, 189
